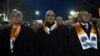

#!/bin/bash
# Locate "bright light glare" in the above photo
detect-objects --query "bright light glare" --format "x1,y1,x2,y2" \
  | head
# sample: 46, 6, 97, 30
70, 11, 75, 16
35, 11, 39, 15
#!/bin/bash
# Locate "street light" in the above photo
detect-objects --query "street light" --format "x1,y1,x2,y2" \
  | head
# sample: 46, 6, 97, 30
70, 10, 79, 18
35, 11, 39, 15
70, 11, 75, 16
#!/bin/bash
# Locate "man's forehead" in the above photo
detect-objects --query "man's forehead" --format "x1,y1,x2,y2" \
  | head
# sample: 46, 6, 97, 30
56, 17, 63, 20
80, 11, 89, 15
47, 12, 54, 15
11, 12, 20, 17
11, 11, 22, 17
46, 10, 55, 14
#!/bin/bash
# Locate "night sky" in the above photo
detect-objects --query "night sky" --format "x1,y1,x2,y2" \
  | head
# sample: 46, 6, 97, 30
9, 0, 77, 20
1, 0, 100, 22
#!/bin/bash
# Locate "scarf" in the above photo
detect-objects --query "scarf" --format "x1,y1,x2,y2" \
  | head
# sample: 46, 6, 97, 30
75, 22, 97, 50
10, 25, 21, 53
42, 22, 57, 34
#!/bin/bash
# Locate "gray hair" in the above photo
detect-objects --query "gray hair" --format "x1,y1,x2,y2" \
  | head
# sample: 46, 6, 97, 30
10, 9, 23, 21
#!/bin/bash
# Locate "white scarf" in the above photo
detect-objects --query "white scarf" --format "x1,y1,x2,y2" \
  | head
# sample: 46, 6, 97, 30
42, 22, 57, 34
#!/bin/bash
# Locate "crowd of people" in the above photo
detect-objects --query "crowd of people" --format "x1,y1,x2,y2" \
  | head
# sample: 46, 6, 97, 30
0, 9, 100, 56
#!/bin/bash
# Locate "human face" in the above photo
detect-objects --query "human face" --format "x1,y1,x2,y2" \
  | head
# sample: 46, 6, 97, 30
45, 11, 55, 24
56, 17, 64, 25
10, 11, 22, 24
79, 11, 89, 23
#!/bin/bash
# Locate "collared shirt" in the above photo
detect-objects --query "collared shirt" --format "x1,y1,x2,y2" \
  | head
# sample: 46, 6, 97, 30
81, 23, 88, 30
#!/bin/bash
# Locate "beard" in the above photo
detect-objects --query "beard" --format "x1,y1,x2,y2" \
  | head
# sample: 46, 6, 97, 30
46, 19, 55, 24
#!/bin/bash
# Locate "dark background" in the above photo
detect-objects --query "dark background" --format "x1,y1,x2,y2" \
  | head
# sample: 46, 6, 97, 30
0, 0, 100, 22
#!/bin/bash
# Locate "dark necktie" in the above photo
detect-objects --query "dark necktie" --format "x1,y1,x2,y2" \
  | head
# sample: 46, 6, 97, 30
84, 24, 88, 30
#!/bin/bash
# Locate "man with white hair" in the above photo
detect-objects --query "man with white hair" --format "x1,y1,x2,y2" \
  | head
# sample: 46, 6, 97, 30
37, 10, 70, 56
1, 9, 36, 56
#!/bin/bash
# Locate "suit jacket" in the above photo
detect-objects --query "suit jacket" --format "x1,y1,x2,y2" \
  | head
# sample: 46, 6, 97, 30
36, 25, 70, 56
0, 25, 36, 56
69, 22, 100, 56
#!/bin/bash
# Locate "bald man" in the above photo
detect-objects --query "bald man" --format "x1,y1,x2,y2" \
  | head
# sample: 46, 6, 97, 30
36, 10, 70, 56
56, 16, 65, 26
69, 11, 100, 56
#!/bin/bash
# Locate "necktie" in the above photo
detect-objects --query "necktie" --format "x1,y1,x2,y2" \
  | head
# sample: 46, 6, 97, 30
84, 24, 88, 30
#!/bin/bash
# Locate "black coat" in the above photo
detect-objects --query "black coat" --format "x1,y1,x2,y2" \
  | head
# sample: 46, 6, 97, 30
36, 25, 70, 56
69, 23, 100, 56
0, 25, 36, 56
